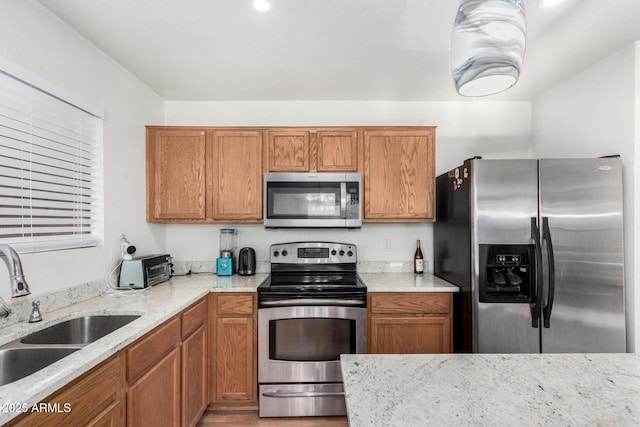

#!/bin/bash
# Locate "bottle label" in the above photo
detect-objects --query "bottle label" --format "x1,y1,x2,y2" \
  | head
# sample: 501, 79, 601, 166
415, 259, 424, 273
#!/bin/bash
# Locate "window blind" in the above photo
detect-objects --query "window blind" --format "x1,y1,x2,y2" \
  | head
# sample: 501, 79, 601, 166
0, 70, 103, 253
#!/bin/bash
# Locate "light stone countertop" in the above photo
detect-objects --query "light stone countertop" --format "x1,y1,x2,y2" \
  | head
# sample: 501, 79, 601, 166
0, 273, 264, 425
360, 273, 458, 292
341, 353, 640, 427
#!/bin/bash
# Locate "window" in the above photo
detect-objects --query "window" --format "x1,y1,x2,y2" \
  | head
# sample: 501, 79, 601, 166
0, 70, 103, 253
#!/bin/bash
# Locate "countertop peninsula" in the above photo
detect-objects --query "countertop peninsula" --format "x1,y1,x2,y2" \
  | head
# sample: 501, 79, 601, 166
341, 353, 640, 426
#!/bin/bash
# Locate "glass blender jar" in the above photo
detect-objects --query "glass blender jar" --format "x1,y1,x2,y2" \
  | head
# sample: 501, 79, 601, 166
216, 228, 238, 275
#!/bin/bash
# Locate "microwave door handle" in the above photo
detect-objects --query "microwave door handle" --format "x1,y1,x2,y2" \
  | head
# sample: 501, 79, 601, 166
340, 182, 347, 216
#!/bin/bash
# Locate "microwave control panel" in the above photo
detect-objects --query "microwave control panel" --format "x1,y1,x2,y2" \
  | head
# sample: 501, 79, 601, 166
346, 181, 360, 219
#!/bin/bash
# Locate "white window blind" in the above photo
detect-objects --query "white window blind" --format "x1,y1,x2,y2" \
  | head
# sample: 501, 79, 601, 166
0, 70, 103, 253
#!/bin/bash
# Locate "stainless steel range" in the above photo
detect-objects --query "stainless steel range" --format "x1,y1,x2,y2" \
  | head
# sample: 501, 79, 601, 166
257, 242, 367, 418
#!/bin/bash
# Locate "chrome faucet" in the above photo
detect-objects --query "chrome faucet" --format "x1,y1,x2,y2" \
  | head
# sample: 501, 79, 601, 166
0, 244, 31, 318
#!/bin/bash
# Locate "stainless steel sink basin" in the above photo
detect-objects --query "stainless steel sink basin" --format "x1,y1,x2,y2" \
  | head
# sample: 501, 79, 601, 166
20, 315, 141, 345
0, 347, 79, 386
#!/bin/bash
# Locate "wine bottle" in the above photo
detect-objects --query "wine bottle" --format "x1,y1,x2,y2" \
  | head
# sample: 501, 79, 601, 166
414, 239, 424, 274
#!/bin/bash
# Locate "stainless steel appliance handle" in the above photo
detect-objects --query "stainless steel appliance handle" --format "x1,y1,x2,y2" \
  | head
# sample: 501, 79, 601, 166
530, 217, 543, 329
260, 299, 365, 307
263, 391, 345, 398
542, 217, 555, 328
340, 182, 347, 215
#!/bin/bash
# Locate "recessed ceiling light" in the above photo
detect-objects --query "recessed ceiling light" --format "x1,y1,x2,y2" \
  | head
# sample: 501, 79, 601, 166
253, 0, 271, 12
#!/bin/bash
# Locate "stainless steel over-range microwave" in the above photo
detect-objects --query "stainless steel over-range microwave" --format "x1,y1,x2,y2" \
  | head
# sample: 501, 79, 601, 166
263, 173, 362, 228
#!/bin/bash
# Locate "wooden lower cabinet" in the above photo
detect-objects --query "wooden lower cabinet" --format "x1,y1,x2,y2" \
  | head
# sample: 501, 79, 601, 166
85, 400, 125, 427
368, 292, 453, 354
210, 293, 257, 406
8, 298, 211, 427
127, 347, 181, 427
126, 316, 182, 426
181, 299, 209, 427
9, 354, 125, 426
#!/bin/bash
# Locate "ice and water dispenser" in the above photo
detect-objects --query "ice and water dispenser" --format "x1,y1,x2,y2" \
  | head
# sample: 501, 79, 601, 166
479, 245, 535, 303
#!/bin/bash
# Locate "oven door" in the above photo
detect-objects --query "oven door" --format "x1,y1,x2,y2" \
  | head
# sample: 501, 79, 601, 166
258, 305, 366, 383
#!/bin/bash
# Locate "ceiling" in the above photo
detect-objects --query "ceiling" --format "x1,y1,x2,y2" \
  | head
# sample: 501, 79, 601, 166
37, 0, 640, 102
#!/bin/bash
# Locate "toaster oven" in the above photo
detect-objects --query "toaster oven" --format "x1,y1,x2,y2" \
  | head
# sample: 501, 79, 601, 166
118, 254, 173, 289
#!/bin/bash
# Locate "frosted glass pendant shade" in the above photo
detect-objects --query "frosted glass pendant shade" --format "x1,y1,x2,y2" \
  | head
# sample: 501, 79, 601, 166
451, 0, 526, 97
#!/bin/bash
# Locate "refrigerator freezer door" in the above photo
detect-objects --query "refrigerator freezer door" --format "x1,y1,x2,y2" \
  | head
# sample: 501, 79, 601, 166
473, 160, 540, 353
539, 158, 625, 353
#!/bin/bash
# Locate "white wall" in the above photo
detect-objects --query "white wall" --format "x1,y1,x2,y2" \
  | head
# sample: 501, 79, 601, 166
164, 101, 532, 270
635, 42, 640, 356
0, 1, 165, 300
532, 42, 638, 352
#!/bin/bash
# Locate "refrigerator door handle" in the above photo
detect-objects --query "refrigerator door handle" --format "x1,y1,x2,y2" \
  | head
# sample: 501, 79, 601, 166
542, 217, 556, 328
530, 217, 543, 329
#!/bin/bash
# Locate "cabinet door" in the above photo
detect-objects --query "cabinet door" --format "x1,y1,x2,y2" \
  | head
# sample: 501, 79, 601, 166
147, 129, 206, 221
369, 316, 451, 354
182, 325, 208, 427
215, 317, 255, 402
267, 130, 310, 171
210, 130, 263, 220
127, 347, 181, 427
316, 130, 359, 172
363, 128, 435, 221
10, 355, 125, 427
84, 400, 125, 427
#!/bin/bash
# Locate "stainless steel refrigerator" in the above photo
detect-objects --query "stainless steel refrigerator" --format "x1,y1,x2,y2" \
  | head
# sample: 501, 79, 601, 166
434, 157, 626, 353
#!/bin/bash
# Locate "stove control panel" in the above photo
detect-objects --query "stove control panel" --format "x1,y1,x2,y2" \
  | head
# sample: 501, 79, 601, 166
270, 242, 357, 264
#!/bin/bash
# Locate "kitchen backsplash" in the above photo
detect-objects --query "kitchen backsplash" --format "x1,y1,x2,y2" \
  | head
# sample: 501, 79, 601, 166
0, 278, 105, 328
172, 260, 417, 275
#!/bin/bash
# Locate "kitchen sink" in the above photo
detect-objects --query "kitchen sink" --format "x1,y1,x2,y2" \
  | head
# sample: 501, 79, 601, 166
20, 314, 141, 345
0, 347, 80, 386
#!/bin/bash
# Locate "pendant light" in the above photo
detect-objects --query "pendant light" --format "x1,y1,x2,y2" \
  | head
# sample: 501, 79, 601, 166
451, 0, 526, 97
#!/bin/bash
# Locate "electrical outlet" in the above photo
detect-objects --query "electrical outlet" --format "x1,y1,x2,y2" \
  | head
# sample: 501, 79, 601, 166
383, 238, 391, 252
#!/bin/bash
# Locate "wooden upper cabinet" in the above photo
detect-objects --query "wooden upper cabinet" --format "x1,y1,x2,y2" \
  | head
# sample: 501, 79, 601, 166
363, 128, 436, 222
267, 129, 310, 171
146, 125, 437, 223
147, 129, 206, 221
266, 128, 359, 172
316, 130, 358, 172
146, 127, 263, 223
210, 130, 263, 221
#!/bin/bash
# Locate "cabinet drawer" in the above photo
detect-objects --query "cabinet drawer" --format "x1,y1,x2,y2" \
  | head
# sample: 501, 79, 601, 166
369, 293, 451, 315
127, 317, 181, 382
182, 297, 208, 338
216, 294, 254, 316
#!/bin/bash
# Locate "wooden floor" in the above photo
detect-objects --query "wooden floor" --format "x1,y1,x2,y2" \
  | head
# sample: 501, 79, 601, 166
197, 410, 349, 427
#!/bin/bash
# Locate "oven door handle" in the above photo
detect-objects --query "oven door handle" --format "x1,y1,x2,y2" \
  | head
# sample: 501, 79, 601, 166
260, 299, 365, 307
262, 391, 345, 398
